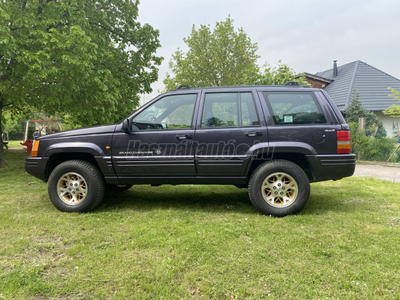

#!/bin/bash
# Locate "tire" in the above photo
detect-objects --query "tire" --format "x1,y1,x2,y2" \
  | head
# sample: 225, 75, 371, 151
248, 160, 310, 217
48, 160, 105, 212
105, 184, 133, 192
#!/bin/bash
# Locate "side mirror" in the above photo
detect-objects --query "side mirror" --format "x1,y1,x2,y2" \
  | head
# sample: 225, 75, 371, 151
122, 119, 131, 133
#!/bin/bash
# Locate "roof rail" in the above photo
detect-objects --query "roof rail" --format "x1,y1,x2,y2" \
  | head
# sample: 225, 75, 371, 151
176, 85, 191, 90
284, 82, 300, 86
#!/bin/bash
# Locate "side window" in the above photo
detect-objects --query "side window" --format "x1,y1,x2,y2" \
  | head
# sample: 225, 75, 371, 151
131, 94, 196, 130
202, 93, 239, 127
262, 92, 327, 125
241, 92, 260, 126
201, 92, 259, 128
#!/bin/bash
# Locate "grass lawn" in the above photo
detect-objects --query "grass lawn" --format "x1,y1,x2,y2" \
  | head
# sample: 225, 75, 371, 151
0, 148, 399, 299
6, 141, 24, 148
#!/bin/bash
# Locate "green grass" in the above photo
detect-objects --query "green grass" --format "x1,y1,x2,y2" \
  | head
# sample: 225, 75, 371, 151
4, 140, 24, 148
1, 149, 400, 299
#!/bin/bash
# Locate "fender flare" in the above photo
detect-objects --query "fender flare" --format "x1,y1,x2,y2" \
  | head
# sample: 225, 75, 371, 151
43, 142, 105, 157
247, 141, 317, 159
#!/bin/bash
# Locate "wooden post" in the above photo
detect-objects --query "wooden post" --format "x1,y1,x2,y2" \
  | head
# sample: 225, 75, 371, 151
387, 143, 400, 163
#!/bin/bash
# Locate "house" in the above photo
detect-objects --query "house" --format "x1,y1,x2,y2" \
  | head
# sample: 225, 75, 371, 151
303, 60, 400, 139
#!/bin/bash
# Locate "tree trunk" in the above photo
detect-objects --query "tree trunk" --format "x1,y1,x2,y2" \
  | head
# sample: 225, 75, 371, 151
0, 98, 7, 167
387, 144, 400, 163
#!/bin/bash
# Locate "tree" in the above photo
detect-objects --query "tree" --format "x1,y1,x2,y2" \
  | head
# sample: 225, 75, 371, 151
348, 122, 370, 160
0, 0, 162, 165
383, 87, 400, 117
2, 110, 24, 140
344, 89, 387, 138
163, 17, 259, 91
243, 61, 308, 86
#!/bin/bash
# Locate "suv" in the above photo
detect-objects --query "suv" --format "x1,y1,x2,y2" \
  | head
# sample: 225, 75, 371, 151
25, 84, 355, 216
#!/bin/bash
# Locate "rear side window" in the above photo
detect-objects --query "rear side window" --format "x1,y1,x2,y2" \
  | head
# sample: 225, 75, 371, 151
262, 92, 327, 125
201, 92, 259, 128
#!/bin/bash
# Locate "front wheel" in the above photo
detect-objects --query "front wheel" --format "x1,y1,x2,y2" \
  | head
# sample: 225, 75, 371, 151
48, 160, 105, 212
248, 160, 310, 217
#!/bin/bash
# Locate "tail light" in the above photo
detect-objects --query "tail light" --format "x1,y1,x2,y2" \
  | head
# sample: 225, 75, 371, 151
337, 131, 352, 154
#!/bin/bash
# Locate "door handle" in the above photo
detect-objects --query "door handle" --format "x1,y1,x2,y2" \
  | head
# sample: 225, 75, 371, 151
176, 134, 192, 140
245, 131, 262, 137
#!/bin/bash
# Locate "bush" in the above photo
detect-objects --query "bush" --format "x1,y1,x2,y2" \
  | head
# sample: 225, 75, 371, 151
362, 137, 398, 161
349, 122, 397, 162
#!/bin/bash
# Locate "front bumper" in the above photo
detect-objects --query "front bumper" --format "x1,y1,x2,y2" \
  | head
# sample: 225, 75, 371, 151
25, 157, 49, 182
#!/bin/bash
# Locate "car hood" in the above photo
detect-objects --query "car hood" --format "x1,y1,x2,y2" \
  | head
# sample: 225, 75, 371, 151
39, 124, 118, 139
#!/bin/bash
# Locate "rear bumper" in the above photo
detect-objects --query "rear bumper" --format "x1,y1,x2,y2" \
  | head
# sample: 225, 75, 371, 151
25, 157, 48, 182
307, 154, 356, 182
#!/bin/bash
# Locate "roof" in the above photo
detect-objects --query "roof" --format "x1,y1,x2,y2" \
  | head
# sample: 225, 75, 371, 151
302, 72, 332, 83
314, 60, 400, 111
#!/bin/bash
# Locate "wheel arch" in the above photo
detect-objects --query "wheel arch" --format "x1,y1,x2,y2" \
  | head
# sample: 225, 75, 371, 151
45, 152, 101, 182
247, 152, 315, 183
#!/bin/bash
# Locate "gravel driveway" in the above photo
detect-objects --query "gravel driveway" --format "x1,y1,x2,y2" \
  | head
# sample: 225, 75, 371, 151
353, 163, 400, 183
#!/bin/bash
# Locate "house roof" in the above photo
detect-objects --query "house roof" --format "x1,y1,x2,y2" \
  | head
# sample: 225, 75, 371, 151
302, 72, 332, 83
314, 60, 400, 112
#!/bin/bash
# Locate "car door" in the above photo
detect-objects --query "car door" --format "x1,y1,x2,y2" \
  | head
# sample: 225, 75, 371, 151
112, 93, 198, 177
194, 90, 268, 176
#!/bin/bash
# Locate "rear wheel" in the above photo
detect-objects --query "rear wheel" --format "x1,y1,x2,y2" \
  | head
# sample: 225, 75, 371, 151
48, 160, 105, 212
248, 160, 310, 217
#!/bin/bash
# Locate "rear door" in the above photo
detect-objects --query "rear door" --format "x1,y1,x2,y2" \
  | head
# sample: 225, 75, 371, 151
194, 90, 268, 176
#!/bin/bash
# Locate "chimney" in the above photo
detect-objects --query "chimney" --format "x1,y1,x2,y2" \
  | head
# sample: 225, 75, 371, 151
333, 60, 338, 78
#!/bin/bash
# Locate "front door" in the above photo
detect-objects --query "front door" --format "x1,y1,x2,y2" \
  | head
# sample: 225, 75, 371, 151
112, 93, 198, 177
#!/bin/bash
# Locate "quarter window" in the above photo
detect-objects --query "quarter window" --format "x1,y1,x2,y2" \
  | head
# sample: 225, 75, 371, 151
262, 92, 327, 125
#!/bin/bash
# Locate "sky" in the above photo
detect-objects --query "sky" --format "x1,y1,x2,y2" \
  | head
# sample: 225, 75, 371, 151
136, 0, 400, 103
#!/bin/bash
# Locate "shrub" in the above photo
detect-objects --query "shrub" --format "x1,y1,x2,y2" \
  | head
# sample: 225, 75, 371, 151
362, 137, 398, 161
349, 122, 397, 162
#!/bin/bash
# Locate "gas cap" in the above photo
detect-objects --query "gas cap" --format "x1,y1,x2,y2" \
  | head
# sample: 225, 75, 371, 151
312, 131, 326, 144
